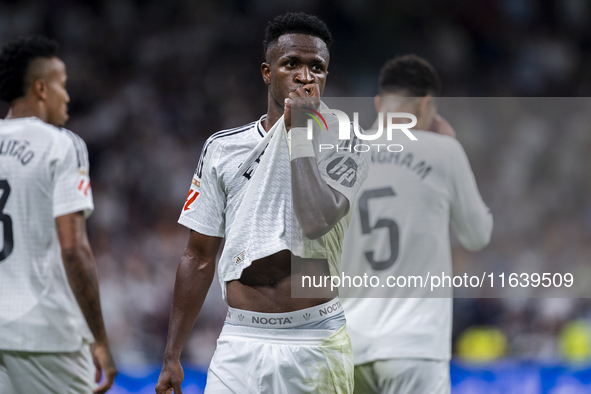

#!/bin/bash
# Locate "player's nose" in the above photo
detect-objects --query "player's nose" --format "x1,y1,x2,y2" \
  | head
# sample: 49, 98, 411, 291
295, 66, 314, 84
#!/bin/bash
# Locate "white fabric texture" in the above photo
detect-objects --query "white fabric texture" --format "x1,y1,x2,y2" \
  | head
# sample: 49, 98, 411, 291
341, 130, 492, 363
178, 110, 369, 302
0, 117, 94, 352
0, 345, 95, 394
217, 109, 369, 300
204, 323, 353, 394
353, 359, 450, 394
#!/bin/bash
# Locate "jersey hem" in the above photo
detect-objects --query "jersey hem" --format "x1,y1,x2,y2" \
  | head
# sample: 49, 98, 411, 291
178, 216, 224, 237
53, 203, 94, 219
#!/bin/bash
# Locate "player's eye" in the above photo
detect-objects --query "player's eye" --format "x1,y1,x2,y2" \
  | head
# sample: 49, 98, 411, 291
287, 61, 296, 67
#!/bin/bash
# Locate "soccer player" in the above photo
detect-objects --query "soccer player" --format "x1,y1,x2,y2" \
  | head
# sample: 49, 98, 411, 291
0, 37, 117, 394
156, 12, 367, 394
340, 55, 493, 394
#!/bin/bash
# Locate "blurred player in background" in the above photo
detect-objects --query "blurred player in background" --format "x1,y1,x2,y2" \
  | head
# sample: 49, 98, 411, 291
340, 55, 493, 394
156, 12, 368, 394
0, 37, 117, 394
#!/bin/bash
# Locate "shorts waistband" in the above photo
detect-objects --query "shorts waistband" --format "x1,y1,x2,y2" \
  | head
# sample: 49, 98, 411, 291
225, 298, 343, 329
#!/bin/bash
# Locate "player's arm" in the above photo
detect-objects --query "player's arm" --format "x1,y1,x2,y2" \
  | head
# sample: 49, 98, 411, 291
448, 139, 493, 251
291, 157, 349, 239
156, 231, 222, 394
56, 212, 117, 394
285, 85, 350, 239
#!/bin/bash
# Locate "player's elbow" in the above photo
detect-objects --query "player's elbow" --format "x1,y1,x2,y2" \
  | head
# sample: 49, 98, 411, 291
61, 243, 92, 265
462, 217, 493, 251
179, 250, 216, 277
302, 221, 331, 240
299, 207, 343, 239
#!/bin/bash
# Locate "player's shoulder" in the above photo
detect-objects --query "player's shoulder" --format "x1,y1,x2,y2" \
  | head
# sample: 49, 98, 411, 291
203, 119, 260, 151
56, 127, 87, 150
412, 130, 464, 155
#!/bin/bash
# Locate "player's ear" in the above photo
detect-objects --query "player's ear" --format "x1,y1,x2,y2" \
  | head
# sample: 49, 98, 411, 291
31, 78, 47, 101
261, 62, 271, 86
418, 95, 433, 118
374, 95, 382, 112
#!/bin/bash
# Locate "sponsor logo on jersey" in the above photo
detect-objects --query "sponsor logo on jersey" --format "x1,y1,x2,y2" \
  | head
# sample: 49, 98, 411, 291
233, 250, 246, 265
327, 156, 358, 187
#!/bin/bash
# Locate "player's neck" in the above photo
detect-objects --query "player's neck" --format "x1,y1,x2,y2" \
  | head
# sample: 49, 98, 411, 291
6, 100, 47, 123
263, 93, 284, 132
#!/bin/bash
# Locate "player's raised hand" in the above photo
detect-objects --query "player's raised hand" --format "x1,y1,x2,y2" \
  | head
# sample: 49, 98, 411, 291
92, 342, 118, 394
155, 359, 184, 394
284, 83, 320, 131
429, 113, 456, 138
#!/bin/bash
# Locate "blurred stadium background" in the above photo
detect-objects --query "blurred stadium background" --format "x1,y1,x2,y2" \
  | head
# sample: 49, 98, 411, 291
1, 0, 591, 392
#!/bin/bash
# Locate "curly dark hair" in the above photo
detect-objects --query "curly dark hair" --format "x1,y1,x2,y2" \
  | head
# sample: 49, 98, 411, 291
0, 36, 59, 103
379, 55, 441, 97
263, 12, 332, 58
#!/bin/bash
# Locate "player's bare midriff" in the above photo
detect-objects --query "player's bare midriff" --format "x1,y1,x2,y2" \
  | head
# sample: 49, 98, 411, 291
226, 249, 336, 313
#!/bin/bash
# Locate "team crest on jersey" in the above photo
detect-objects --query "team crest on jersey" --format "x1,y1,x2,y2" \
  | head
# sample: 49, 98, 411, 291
326, 156, 358, 187
183, 177, 201, 211
233, 250, 246, 265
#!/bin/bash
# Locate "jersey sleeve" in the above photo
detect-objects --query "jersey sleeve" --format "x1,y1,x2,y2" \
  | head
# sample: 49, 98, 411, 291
52, 132, 94, 219
178, 140, 226, 237
447, 138, 493, 251
316, 128, 370, 209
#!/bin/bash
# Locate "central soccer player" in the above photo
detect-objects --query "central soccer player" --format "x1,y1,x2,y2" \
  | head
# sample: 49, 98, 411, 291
156, 12, 367, 393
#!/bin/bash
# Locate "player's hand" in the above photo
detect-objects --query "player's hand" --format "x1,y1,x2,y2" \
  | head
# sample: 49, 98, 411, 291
155, 359, 184, 394
429, 114, 456, 138
92, 342, 118, 394
284, 83, 320, 131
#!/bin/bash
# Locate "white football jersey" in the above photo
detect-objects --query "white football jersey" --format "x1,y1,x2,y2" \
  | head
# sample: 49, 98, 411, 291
340, 130, 493, 363
0, 117, 94, 352
178, 115, 369, 302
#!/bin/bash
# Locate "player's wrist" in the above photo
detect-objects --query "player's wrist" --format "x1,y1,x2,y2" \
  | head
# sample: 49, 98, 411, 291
163, 348, 182, 362
289, 127, 315, 160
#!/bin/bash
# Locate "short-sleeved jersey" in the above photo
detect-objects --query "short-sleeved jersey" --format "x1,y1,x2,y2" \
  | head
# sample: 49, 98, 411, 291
179, 115, 369, 301
341, 130, 493, 363
0, 117, 94, 352
178, 117, 264, 238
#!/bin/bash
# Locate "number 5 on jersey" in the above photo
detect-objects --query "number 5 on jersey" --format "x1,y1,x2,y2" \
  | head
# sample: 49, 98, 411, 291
358, 187, 400, 271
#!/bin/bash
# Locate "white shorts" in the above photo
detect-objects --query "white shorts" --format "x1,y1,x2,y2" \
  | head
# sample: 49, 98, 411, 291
0, 344, 95, 394
205, 298, 354, 394
353, 359, 450, 394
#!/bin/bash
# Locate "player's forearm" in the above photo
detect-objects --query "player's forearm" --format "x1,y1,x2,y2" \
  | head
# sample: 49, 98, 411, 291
163, 252, 215, 361
291, 157, 349, 239
61, 243, 109, 344
57, 212, 109, 345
